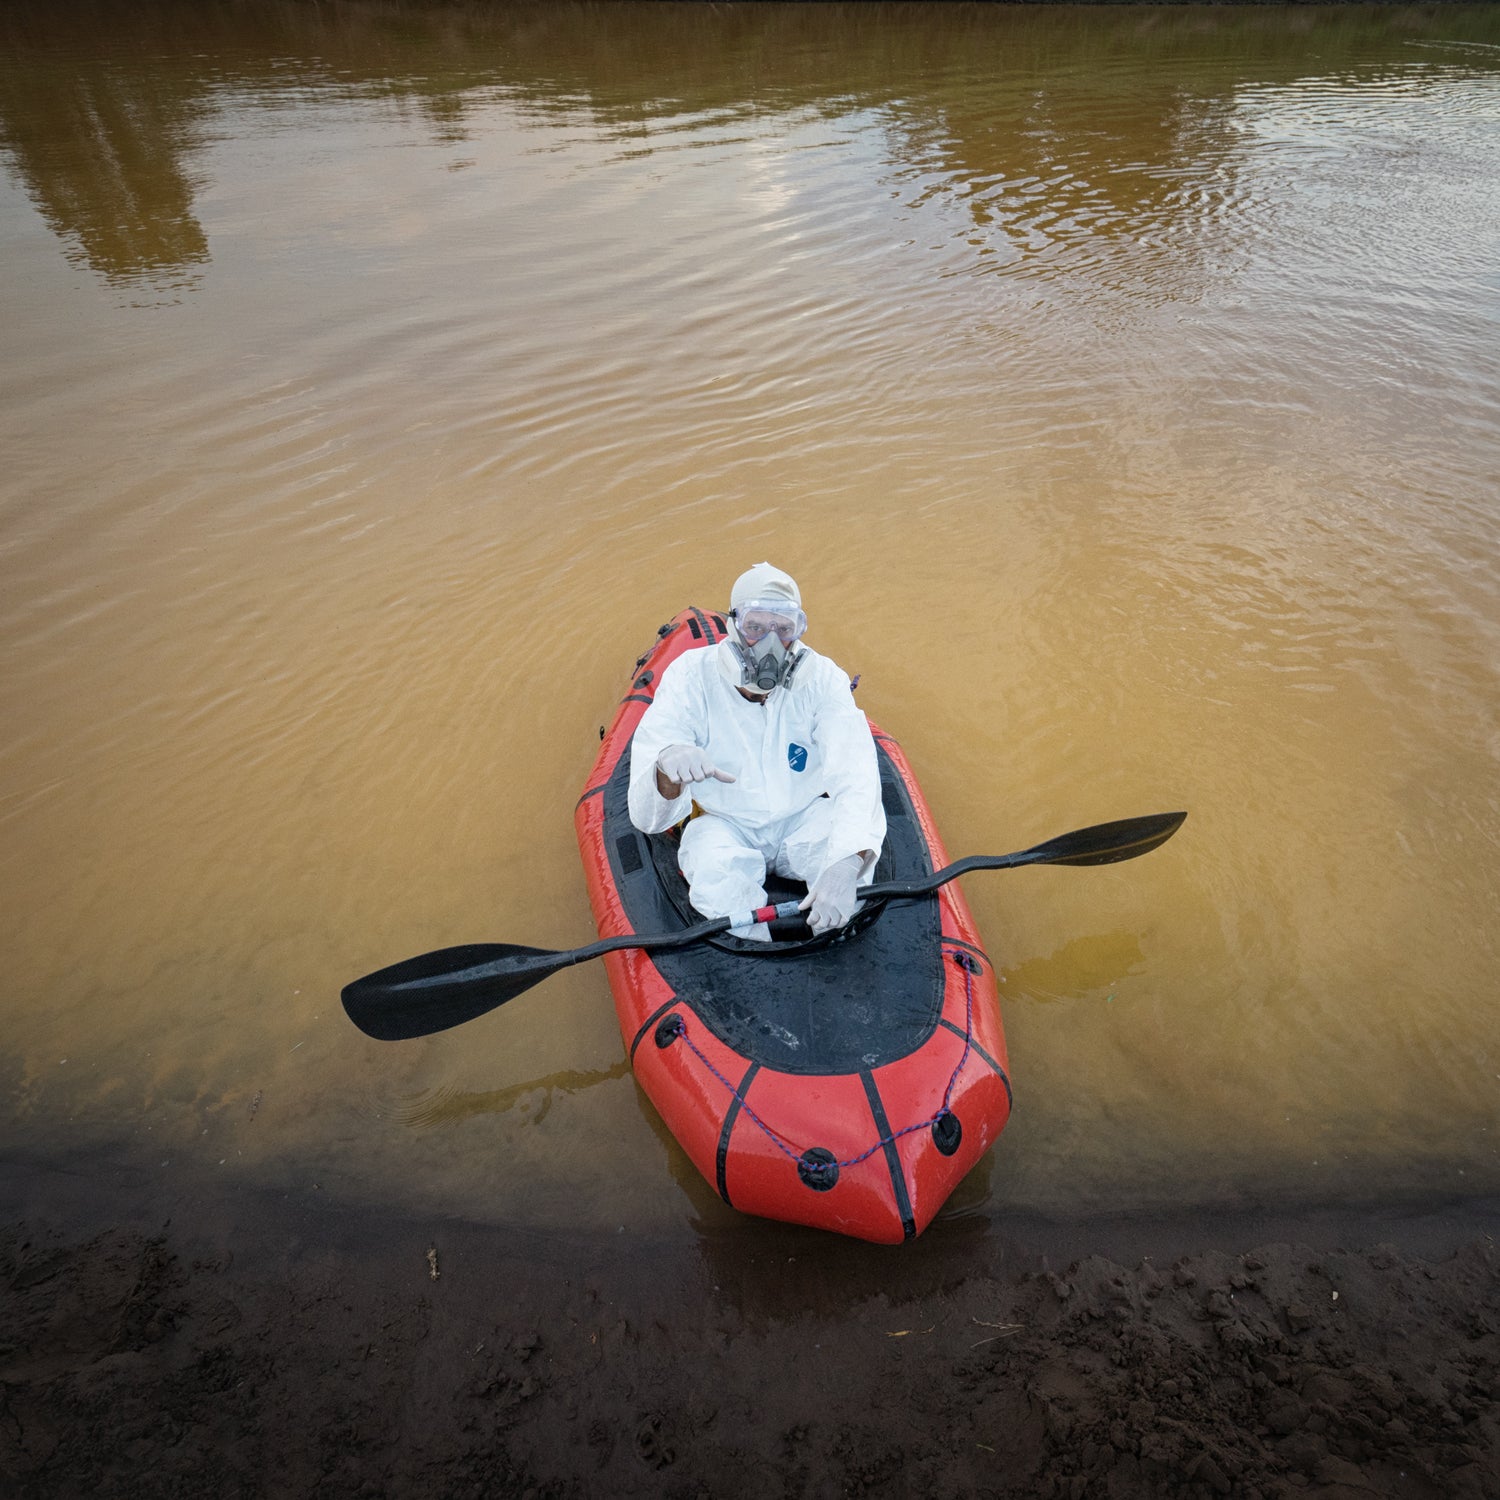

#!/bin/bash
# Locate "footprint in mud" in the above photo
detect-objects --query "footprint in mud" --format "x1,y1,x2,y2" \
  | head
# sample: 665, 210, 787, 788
634, 1411, 676, 1469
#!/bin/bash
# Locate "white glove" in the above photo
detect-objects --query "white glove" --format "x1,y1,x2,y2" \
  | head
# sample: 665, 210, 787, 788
799, 853, 864, 934
657, 744, 736, 787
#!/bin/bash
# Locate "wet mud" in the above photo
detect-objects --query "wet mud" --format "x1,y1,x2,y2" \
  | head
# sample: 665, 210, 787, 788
3, 1161, 1497, 1499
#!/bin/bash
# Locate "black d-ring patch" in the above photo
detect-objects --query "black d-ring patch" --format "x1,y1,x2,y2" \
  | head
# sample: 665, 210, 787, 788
932, 1111, 962, 1156
797, 1147, 839, 1192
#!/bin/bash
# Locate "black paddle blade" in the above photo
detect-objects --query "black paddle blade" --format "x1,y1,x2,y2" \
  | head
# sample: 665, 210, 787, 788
1025, 810, 1187, 867
341, 942, 575, 1041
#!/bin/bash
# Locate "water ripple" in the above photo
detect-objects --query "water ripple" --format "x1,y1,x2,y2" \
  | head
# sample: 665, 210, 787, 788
3, 5, 1499, 1226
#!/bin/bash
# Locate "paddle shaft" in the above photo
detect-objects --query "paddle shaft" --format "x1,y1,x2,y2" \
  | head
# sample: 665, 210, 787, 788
341, 811, 1185, 1041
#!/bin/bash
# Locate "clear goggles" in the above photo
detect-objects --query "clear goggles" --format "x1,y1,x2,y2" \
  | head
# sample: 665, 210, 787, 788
732, 599, 807, 646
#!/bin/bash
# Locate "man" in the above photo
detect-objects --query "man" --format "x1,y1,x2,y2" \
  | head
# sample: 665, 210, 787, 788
628, 562, 886, 942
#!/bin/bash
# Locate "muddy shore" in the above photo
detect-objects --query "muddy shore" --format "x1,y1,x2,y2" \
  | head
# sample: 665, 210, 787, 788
3, 1152, 1497, 1499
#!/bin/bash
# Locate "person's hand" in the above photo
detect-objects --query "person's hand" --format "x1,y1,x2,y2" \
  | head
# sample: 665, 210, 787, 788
657, 744, 736, 787
800, 853, 864, 934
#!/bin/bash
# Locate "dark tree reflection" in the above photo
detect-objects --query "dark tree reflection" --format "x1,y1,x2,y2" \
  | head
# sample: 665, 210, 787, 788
1, 1, 1494, 295
0, 5, 214, 293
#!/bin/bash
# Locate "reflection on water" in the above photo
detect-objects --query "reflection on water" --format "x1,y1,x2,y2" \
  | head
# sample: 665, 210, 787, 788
394, 1060, 632, 1130
2, 1, 1499, 1241
0, 5, 210, 297
1002, 933, 1147, 1006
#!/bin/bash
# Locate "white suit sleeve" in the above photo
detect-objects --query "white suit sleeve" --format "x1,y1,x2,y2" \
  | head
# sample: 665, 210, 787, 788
627, 655, 703, 835
811, 664, 887, 878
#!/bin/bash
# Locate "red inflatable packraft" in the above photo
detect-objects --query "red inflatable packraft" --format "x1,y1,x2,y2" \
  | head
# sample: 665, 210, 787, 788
575, 608, 1012, 1243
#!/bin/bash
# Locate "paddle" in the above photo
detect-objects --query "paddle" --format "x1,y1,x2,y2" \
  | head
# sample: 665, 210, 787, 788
342, 810, 1185, 1042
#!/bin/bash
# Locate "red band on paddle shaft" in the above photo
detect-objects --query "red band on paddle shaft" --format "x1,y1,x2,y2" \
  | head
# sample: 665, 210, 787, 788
753, 905, 778, 924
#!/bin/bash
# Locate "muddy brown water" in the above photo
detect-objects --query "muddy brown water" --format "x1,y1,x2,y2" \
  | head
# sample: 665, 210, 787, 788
2, 2, 1498, 1251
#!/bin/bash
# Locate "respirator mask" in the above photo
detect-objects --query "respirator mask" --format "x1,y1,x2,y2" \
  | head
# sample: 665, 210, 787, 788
729, 599, 807, 694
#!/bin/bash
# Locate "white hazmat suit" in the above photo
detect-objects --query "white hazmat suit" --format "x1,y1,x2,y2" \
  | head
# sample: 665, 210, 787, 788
627, 564, 886, 940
